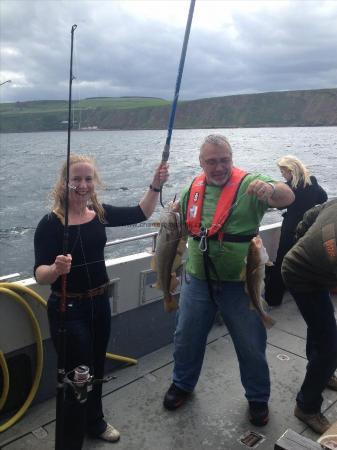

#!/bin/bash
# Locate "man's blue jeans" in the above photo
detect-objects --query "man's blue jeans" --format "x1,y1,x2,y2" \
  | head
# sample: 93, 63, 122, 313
289, 288, 337, 413
173, 275, 270, 403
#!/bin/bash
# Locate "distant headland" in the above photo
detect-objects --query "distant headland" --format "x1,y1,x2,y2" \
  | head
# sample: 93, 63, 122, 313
0, 88, 336, 133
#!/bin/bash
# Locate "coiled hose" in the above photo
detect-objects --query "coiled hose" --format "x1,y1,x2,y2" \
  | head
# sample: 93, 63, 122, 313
0, 282, 137, 432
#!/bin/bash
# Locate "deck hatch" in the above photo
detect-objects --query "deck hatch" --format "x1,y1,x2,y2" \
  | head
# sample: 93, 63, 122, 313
139, 266, 184, 305
139, 269, 163, 305
238, 431, 265, 448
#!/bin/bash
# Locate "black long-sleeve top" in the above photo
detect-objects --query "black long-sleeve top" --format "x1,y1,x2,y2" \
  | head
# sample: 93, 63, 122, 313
34, 204, 146, 292
281, 176, 328, 233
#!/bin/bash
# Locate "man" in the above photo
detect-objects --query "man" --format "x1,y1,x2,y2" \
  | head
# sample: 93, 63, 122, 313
163, 134, 294, 426
282, 199, 337, 434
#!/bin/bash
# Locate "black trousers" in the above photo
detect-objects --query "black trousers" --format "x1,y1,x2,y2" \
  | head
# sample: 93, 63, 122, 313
48, 292, 111, 450
290, 288, 337, 413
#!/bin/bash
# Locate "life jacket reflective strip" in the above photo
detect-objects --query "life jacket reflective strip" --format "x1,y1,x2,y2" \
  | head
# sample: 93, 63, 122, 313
186, 168, 248, 238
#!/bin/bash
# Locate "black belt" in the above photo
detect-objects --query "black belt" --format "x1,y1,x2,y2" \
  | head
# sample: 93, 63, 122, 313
51, 282, 109, 300
193, 233, 256, 243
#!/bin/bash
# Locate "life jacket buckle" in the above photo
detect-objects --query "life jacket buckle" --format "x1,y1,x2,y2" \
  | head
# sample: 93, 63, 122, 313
199, 227, 208, 252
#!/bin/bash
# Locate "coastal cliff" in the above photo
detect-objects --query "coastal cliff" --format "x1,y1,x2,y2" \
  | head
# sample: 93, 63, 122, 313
0, 88, 336, 133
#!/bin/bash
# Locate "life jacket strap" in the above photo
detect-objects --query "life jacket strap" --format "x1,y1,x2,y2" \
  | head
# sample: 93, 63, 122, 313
193, 232, 256, 243
203, 248, 219, 304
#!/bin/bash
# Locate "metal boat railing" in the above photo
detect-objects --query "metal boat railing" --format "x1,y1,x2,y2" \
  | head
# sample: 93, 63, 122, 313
1, 221, 283, 282
106, 231, 158, 252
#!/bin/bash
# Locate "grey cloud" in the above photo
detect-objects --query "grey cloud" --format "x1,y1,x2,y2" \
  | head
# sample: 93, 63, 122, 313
1, 0, 336, 103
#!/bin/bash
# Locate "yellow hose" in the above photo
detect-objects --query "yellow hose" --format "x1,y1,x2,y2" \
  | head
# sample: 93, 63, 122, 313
0, 282, 137, 431
106, 353, 137, 365
0, 287, 43, 433
0, 282, 47, 308
0, 351, 9, 411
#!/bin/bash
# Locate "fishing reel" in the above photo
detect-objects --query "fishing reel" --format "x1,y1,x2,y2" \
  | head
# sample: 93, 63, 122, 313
64, 365, 115, 403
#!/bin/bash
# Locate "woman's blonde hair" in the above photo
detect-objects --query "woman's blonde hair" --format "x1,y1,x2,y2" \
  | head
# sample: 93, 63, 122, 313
51, 154, 106, 224
277, 155, 311, 189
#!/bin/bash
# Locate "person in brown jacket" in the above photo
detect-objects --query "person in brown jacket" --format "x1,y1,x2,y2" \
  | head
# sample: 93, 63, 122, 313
282, 199, 337, 434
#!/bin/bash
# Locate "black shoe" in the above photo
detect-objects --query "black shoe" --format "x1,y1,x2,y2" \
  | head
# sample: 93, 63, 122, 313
163, 383, 191, 410
248, 401, 269, 426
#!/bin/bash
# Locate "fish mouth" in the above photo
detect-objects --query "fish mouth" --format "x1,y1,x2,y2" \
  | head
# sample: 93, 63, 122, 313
252, 236, 263, 248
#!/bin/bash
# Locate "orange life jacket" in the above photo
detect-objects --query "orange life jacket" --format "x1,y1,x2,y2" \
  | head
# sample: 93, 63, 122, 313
186, 167, 248, 239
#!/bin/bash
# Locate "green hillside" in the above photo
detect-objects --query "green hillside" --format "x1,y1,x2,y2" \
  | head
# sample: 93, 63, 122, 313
0, 89, 336, 133
0, 97, 170, 132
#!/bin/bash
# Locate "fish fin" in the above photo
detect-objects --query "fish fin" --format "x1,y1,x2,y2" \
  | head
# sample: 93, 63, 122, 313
164, 295, 178, 313
261, 297, 269, 310
175, 263, 184, 277
169, 273, 180, 293
262, 313, 276, 329
172, 255, 182, 272
171, 238, 187, 272
151, 255, 157, 271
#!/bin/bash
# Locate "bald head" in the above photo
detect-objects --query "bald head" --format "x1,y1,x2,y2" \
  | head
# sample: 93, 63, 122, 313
199, 134, 232, 158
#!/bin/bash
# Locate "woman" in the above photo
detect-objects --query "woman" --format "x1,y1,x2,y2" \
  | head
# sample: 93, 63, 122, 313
265, 155, 327, 306
34, 154, 169, 448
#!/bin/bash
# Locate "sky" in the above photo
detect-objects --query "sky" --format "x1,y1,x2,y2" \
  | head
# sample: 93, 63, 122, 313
1, 0, 337, 103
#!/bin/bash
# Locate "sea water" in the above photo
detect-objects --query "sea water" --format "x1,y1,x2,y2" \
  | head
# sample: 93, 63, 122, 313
0, 127, 336, 278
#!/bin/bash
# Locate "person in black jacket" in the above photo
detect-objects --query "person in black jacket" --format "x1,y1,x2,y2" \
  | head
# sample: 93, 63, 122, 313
265, 155, 327, 306
34, 154, 168, 449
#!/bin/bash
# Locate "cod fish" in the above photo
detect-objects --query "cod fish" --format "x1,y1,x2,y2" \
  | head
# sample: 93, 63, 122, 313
244, 235, 275, 329
151, 202, 187, 313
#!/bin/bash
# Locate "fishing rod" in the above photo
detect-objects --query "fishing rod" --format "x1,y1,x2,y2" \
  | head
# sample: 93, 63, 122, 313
55, 23, 77, 450
160, 0, 196, 207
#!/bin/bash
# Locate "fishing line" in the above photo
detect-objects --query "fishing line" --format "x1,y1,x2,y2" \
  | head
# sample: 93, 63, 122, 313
77, 223, 97, 378
73, 34, 82, 130
70, 190, 250, 271
65, 190, 252, 276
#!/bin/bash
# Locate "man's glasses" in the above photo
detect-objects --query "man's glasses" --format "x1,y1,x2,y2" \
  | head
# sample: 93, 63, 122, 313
203, 158, 232, 167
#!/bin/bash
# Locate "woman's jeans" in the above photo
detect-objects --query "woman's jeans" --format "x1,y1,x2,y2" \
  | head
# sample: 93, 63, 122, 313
289, 288, 337, 413
48, 292, 111, 450
173, 275, 270, 403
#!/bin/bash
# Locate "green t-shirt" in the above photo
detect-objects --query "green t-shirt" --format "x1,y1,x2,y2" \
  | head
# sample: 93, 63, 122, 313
182, 173, 274, 281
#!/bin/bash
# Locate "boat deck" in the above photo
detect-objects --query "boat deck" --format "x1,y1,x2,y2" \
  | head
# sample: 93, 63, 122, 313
1, 293, 337, 450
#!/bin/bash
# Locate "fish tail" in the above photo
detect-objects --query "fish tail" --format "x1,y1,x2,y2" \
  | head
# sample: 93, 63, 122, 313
164, 295, 178, 313
262, 313, 276, 329
151, 255, 157, 271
